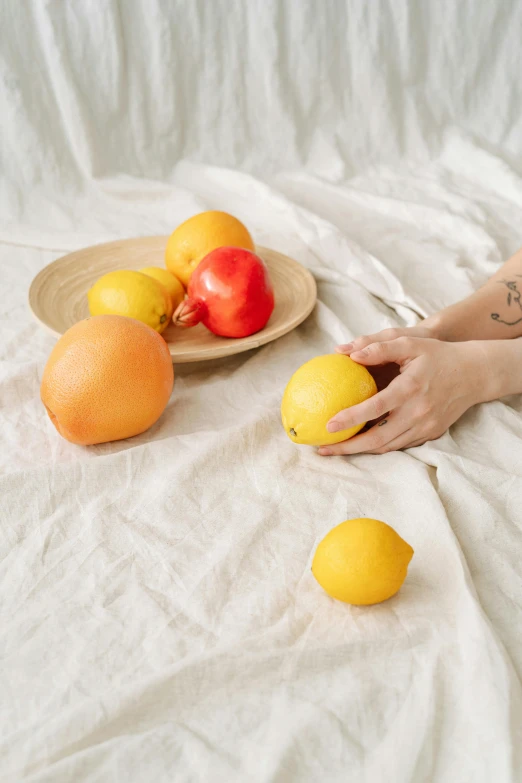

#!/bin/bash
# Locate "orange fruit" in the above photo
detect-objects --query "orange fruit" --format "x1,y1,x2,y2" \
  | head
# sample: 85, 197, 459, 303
165, 210, 254, 287
41, 315, 174, 445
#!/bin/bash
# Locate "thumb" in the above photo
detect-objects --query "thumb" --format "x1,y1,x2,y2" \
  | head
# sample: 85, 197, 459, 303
350, 336, 423, 366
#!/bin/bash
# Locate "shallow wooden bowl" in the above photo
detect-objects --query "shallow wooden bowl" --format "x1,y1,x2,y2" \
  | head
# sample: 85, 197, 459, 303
28, 237, 317, 363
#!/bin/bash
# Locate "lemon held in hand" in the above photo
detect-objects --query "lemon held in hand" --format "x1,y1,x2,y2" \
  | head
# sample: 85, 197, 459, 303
312, 518, 414, 605
88, 270, 173, 334
139, 266, 185, 310
281, 354, 377, 447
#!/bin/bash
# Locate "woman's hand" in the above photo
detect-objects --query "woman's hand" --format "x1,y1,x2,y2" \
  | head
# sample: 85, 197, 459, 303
319, 336, 490, 455
335, 325, 438, 402
336, 324, 437, 357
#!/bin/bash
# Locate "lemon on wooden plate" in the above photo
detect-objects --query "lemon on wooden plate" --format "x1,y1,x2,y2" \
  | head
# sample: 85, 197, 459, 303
88, 270, 173, 334
139, 266, 185, 310
312, 518, 414, 605
281, 354, 377, 447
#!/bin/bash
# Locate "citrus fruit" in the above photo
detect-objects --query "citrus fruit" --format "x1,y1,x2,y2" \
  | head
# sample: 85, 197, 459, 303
88, 270, 173, 334
41, 315, 174, 445
281, 354, 377, 447
139, 266, 185, 310
312, 518, 414, 605
165, 211, 255, 287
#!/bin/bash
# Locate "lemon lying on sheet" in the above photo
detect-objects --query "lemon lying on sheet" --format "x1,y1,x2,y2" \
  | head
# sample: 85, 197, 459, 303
281, 354, 377, 447
312, 518, 414, 605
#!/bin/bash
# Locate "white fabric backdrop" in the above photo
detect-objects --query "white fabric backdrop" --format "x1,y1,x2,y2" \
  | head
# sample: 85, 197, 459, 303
1, 2, 522, 781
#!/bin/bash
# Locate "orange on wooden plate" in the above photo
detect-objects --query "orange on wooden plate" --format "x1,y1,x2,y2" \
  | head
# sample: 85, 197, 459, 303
165, 211, 254, 287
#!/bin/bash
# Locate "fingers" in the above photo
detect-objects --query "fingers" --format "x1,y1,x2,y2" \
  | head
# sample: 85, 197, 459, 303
319, 414, 411, 456
364, 432, 433, 453
350, 336, 424, 366
336, 328, 410, 355
405, 438, 427, 449
336, 326, 435, 356
320, 417, 440, 456
326, 374, 412, 433
365, 429, 419, 454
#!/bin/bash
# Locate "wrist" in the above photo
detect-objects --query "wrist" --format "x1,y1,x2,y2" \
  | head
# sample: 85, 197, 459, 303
423, 305, 476, 343
470, 339, 522, 402
463, 342, 498, 404
421, 313, 448, 341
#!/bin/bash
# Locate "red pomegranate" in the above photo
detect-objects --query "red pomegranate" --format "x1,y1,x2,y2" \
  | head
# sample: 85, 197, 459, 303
173, 246, 275, 338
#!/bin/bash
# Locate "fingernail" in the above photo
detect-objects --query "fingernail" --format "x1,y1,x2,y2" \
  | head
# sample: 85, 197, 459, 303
326, 421, 342, 433
319, 448, 333, 456
337, 343, 354, 353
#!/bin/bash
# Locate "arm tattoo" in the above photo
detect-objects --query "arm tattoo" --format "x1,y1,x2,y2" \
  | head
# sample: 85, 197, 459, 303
491, 277, 522, 326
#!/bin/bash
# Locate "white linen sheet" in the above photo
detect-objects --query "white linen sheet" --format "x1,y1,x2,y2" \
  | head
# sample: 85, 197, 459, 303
1, 2, 522, 781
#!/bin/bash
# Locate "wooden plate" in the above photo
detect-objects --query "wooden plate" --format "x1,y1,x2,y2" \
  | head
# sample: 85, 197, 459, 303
28, 236, 317, 362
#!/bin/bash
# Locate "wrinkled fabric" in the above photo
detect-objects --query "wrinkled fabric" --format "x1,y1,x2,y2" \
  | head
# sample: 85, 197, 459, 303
2, 2, 522, 782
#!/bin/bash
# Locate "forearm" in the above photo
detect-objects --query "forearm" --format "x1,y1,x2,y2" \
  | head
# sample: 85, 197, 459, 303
424, 246, 522, 341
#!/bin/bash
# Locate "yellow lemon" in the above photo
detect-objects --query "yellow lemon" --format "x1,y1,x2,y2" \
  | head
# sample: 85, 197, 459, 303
139, 266, 185, 310
312, 518, 414, 605
165, 210, 255, 287
88, 270, 173, 334
281, 354, 377, 447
